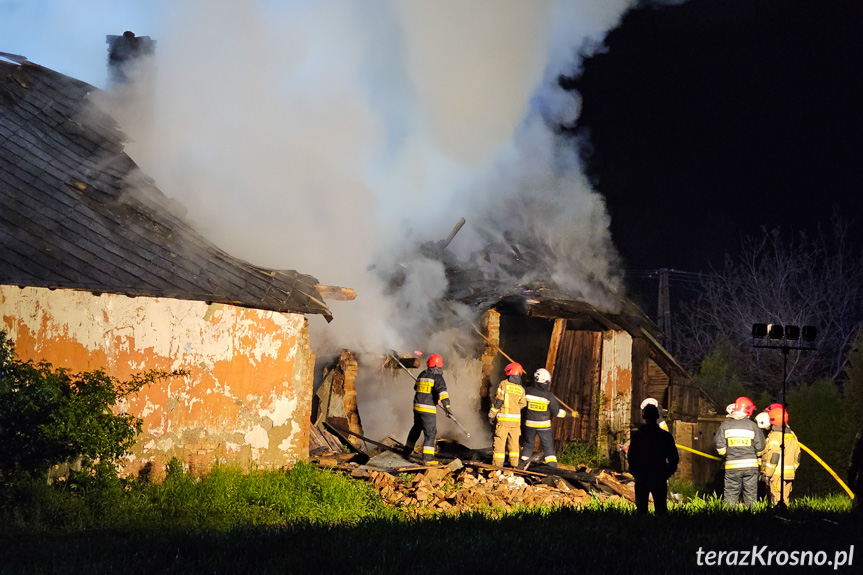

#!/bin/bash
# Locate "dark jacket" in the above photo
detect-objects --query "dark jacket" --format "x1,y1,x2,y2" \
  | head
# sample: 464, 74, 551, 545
523, 382, 571, 429
412, 367, 450, 414
628, 423, 679, 479
715, 416, 765, 470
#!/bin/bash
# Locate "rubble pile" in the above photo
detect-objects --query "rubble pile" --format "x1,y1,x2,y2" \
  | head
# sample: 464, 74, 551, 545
310, 451, 637, 515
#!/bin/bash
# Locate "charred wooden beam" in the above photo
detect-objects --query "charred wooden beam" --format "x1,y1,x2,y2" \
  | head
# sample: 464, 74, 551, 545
315, 284, 357, 301
383, 354, 420, 370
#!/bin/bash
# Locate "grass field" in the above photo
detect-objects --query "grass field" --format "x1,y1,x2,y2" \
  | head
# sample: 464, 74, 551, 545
1, 463, 859, 574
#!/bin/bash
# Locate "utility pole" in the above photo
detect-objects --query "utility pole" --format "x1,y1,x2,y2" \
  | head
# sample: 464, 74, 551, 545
657, 268, 673, 350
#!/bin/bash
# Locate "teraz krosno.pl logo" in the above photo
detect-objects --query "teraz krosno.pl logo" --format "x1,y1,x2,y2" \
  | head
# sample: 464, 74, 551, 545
696, 546, 854, 569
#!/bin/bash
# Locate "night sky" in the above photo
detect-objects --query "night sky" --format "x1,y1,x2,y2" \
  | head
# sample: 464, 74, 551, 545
572, 0, 863, 282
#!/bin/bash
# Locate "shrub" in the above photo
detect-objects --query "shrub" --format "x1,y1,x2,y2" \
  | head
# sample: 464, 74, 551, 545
0, 330, 183, 480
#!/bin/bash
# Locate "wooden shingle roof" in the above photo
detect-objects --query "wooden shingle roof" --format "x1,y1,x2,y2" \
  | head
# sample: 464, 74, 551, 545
0, 56, 331, 320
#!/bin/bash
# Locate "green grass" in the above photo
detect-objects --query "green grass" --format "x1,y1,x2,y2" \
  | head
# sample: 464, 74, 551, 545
557, 439, 610, 468
0, 464, 859, 574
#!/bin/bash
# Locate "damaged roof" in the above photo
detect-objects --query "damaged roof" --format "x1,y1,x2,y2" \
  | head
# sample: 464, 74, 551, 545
0, 56, 332, 320
439, 237, 663, 340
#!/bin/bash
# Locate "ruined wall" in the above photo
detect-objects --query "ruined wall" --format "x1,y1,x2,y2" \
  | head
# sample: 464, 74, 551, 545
0, 285, 314, 477
598, 330, 633, 458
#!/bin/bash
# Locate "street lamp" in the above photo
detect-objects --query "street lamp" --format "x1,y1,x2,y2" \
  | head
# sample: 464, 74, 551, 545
751, 323, 817, 508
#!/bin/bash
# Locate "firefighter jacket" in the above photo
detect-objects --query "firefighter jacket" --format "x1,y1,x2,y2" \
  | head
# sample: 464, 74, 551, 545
715, 416, 765, 470
761, 425, 801, 480
412, 367, 450, 414
523, 381, 573, 429
489, 375, 527, 423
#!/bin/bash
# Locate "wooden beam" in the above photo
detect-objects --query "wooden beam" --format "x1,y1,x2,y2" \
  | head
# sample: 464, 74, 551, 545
315, 285, 357, 301
545, 318, 566, 374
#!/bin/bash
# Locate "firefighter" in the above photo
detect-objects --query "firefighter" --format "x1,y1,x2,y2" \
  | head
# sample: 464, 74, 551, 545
760, 405, 800, 506
402, 353, 452, 464
755, 411, 772, 500
640, 397, 669, 432
628, 403, 679, 515
715, 396, 765, 507
518, 368, 577, 469
488, 362, 527, 468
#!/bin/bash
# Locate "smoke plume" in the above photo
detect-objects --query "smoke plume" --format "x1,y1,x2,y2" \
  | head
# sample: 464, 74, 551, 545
12, 0, 655, 444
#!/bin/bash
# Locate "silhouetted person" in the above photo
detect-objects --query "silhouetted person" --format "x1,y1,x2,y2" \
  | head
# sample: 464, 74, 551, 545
628, 404, 679, 515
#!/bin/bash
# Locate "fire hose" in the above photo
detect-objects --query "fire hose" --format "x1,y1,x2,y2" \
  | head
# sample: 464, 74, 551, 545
671, 441, 854, 499
468, 323, 579, 417
389, 352, 471, 439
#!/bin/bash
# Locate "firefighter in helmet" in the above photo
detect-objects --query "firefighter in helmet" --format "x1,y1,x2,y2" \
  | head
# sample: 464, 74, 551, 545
402, 353, 452, 464
760, 404, 800, 505
518, 368, 577, 469
488, 362, 527, 468
715, 396, 765, 507
640, 397, 669, 432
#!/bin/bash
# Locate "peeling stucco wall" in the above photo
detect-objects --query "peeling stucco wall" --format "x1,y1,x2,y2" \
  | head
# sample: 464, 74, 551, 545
0, 285, 314, 476
598, 330, 633, 457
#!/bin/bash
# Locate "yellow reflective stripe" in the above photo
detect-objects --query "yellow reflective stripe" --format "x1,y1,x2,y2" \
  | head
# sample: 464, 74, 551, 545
725, 458, 759, 469
725, 428, 755, 439
526, 420, 551, 428
422, 447, 435, 454
438, 391, 450, 400
716, 447, 727, 456
497, 413, 521, 421
526, 394, 549, 411
415, 378, 434, 393
544, 455, 558, 463
508, 452, 519, 457
414, 404, 436, 413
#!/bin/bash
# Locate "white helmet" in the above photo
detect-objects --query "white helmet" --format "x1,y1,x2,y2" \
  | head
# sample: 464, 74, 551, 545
534, 368, 551, 383
640, 398, 659, 411
755, 412, 771, 429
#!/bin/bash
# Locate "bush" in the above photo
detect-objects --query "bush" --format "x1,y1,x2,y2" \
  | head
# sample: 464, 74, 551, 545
0, 330, 183, 480
787, 377, 852, 496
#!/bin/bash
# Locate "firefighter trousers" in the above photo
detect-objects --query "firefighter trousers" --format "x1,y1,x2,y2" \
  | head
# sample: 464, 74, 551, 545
520, 426, 557, 465
724, 467, 759, 507
768, 474, 793, 505
492, 421, 521, 467
405, 411, 437, 463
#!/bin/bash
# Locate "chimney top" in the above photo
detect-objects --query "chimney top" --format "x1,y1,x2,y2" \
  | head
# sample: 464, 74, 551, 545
106, 31, 156, 84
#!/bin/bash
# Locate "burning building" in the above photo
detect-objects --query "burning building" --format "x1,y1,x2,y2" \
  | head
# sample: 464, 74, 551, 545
314, 226, 722, 483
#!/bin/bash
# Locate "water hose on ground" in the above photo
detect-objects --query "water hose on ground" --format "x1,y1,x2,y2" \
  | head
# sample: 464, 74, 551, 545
674, 441, 854, 499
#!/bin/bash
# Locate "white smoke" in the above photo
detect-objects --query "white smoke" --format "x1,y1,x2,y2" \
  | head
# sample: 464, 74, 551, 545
8, 0, 653, 444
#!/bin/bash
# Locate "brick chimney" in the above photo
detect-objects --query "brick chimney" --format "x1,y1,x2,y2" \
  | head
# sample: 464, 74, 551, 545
105, 31, 156, 85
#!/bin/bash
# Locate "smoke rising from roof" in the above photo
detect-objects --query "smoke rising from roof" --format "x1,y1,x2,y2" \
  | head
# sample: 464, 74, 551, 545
16, 0, 650, 443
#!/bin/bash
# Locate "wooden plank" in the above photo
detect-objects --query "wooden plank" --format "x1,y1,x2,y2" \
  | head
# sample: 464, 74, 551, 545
545, 318, 566, 373
465, 460, 547, 478
315, 284, 356, 301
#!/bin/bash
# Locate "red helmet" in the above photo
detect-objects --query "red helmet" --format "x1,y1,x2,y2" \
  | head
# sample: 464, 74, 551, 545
505, 362, 524, 376
768, 405, 788, 426
767, 403, 783, 413
734, 396, 755, 417
427, 353, 443, 368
